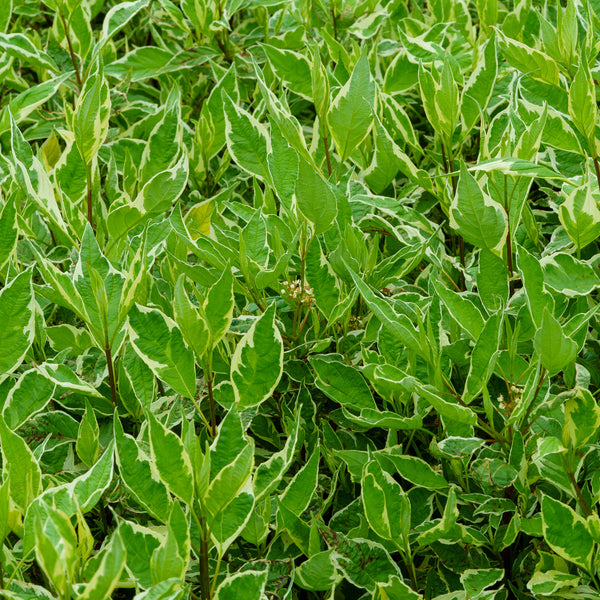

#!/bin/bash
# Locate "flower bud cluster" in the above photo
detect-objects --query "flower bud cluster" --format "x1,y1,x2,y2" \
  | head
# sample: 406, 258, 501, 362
281, 279, 315, 306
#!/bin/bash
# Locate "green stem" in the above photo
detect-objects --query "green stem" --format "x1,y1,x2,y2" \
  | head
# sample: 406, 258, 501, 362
593, 155, 600, 192
85, 162, 94, 230
441, 141, 465, 290
323, 135, 332, 177
561, 453, 592, 517
206, 370, 217, 438
104, 343, 118, 407
331, 5, 338, 40
503, 175, 514, 296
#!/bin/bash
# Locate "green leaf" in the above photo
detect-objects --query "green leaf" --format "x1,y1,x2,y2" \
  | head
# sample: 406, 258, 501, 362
496, 29, 559, 85
516, 244, 551, 328
346, 265, 423, 357
559, 175, 600, 250
114, 416, 172, 522
73, 58, 110, 164
541, 495, 595, 572
563, 388, 600, 449
204, 442, 254, 521
376, 575, 423, 600
534, 308, 578, 376
542, 253, 600, 296
98, 0, 151, 49
263, 44, 312, 100
295, 156, 338, 234
147, 410, 194, 505
210, 479, 255, 556
254, 410, 301, 502
76, 399, 100, 468
296, 550, 340, 592
139, 86, 183, 183
412, 381, 478, 425
128, 304, 196, 398
78, 531, 126, 600
331, 536, 402, 593
381, 454, 448, 490
204, 266, 235, 349
568, 51, 597, 152
464, 311, 504, 403
173, 275, 209, 362
310, 356, 377, 411
305, 239, 340, 320
433, 280, 486, 340
231, 304, 283, 411
119, 520, 160, 588
74, 223, 125, 344
0, 415, 42, 512
449, 163, 507, 256
214, 570, 267, 600
361, 458, 410, 543
477, 250, 509, 312
134, 151, 189, 214
279, 445, 320, 516
327, 53, 375, 162
222, 92, 272, 184
0, 32, 58, 72
0, 269, 35, 380
150, 508, 187, 582
461, 569, 505, 598
0, 198, 17, 276
3, 368, 55, 429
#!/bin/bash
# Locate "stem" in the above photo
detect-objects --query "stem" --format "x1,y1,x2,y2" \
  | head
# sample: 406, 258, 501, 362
442, 141, 465, 290
521, 367, 547, 434
323, 135, 332, 176
59, 11, 82, 87
200, 528, 211, 600
297, 307, 312, 337
404, 543, 418, 591
85, 162, 94, 230
561, 453, 592, 517
593, 155, 600, 191
331, 6, 338, 40
206, 372, 217, 438
104, 343, 118, 407
210, 554, 223, 598
503, 175, 514, 296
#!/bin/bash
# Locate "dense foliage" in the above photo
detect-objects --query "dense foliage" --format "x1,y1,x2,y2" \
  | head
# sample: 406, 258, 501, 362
2, 0, 600, 598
